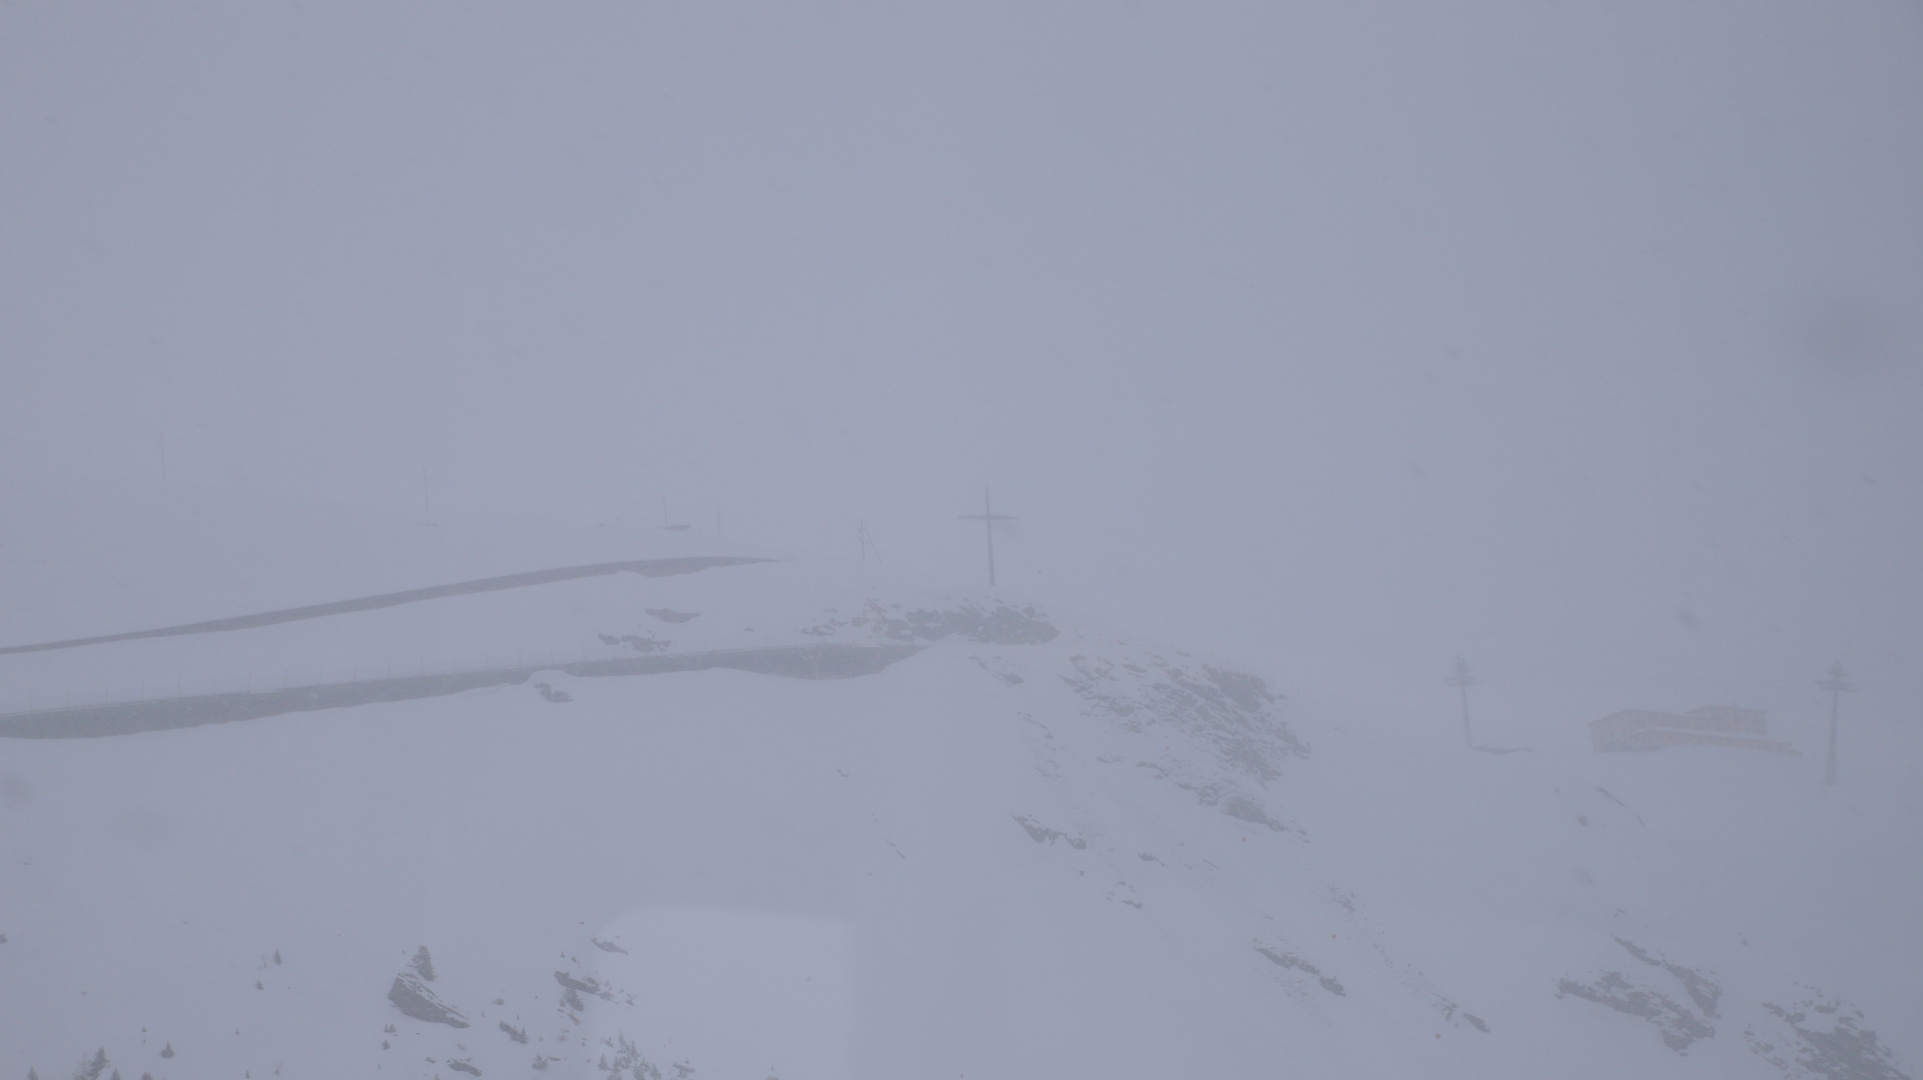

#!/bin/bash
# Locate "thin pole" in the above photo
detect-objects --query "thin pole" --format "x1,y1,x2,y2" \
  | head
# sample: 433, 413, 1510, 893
1446, 657, 1478, 749
1826, 689, 1839, 785
957, 486, 1017, 588
1818, 660, 1856, 786
984, 494, 996, 586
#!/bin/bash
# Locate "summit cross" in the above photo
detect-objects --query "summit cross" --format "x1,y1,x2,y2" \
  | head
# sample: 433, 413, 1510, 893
958, 486, 1018, 587
1445, 657, 1479, 749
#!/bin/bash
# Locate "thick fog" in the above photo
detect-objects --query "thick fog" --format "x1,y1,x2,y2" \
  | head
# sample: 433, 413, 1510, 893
2, 6, 1921, 1076
7, 4, 1920, 747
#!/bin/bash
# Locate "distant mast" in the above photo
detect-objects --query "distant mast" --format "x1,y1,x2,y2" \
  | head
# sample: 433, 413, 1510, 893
1817, 660, 1856, 786
958, 486, 1017, 587
1446, 657, 1479, 749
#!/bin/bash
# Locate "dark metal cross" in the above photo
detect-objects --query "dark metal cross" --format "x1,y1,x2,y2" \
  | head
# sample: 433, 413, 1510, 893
1817, 660, 1857, 786
958, 486, 1017, 587
1446, 657, 1479, 749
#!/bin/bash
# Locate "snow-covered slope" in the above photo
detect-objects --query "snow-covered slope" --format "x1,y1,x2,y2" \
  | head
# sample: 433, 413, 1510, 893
0, 487, 1916, 1080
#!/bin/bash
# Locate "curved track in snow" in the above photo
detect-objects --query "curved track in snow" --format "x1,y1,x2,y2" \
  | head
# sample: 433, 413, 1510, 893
0, 643, 923, 739
0, 555, 771, 657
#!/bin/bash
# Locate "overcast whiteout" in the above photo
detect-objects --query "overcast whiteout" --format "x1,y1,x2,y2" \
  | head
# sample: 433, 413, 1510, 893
2, 5, 1919, 1079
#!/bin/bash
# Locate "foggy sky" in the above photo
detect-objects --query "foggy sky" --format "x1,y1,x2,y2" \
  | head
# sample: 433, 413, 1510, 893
3, 2, 1920, 751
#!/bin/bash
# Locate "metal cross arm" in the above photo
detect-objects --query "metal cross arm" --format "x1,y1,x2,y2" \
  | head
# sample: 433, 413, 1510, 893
959, 486, 1018, 587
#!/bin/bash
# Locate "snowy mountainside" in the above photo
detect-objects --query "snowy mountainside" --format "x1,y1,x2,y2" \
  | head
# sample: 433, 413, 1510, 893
0, 533, 1917, 1079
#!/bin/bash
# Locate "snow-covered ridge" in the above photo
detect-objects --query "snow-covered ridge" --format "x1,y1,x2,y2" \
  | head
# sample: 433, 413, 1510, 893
0, 553, 1914, 1080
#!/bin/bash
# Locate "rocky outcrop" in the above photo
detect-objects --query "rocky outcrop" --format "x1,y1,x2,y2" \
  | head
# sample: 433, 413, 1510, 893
388, 972, 468, 1027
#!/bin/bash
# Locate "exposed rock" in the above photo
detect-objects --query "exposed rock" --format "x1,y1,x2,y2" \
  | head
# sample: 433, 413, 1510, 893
388, 972, 469, 1028
970, 656, 1025, 685
890, 603, 1059, 645
1063, 654, 1304, 781
599, 633, 670, 653
1136, 761, 1294, 835
1223, 794, 1289, 832
598, 1032, 662, 1079
1557, 972, 1711, 1051
819, 600, 1059, 646
1254, 945, 1345, 996
554, 970, 617, 1001
646, 609, 700, 624
1012, 814, 1086, 849
1749, 997, 1912, 1080
1616, 937, 1721, 1017
1055, 644, 1305, 834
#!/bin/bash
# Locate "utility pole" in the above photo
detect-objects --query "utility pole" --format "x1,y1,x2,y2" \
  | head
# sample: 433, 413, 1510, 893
858, 520, 885, 567
1817, 660, 1856, 786
957, 486, 1017, 587
1446, 657, 1478, 749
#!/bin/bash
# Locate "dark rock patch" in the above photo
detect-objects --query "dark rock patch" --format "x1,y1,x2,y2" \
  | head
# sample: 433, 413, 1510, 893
1557, 972, 1711, 1052
841, 601, 1060, 645
1750, 998, 1912, 1080
1255, 946, 1345, 996
1616, 937, 1720, 1017
600, 632, 670, 653
1012, 814, 1087, 849
388, 973, 468, 1028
